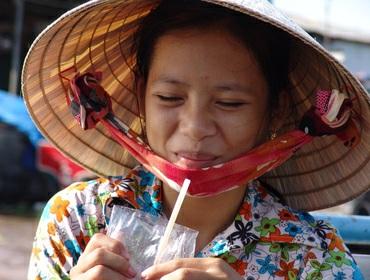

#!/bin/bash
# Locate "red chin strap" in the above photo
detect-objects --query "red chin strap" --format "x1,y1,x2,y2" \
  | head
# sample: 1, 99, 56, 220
102, 118, 313, 196
61, 70, 360, 197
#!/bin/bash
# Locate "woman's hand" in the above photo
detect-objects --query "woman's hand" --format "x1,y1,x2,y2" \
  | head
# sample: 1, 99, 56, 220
141, 257, 243, 280
69, 233, 137, 280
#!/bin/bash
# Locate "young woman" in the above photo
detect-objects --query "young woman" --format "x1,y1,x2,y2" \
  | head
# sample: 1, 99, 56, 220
23, 1, 369, 279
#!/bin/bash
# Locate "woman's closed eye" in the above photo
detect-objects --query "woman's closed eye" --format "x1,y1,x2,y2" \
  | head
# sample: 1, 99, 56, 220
216, 100, 248, 108
155, 94, 184, 103
153, 93, 249, 109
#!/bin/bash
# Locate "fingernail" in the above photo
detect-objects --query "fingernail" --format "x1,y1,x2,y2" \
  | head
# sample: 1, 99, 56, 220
141, 268, 150, 279
127, 265, 137, 278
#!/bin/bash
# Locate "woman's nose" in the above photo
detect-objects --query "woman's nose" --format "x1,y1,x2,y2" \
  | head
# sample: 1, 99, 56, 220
179, 102, 217, 141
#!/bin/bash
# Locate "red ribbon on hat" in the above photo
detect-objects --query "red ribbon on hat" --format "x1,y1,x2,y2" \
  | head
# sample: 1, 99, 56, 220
64, 71, 112, 130
60, 71, 360, 196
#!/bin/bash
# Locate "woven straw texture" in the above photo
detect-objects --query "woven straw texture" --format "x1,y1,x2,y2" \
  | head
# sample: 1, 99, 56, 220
22, 0, 370, 210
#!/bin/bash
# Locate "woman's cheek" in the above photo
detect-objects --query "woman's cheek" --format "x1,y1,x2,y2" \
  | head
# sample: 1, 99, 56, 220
220, 112, 266, 150
146, 105, 178, 153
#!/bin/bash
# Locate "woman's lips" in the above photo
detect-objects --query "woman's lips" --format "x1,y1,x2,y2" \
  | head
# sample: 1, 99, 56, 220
174, 152, 219, 168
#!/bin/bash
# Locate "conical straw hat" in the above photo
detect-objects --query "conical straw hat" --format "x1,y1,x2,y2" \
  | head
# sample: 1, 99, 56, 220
22, 0, 370, 211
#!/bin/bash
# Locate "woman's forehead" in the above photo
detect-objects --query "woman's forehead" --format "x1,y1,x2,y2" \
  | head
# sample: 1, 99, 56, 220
147, 27, 266, 86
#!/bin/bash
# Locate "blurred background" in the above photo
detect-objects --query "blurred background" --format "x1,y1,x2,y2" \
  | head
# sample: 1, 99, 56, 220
0, 0, 369, 279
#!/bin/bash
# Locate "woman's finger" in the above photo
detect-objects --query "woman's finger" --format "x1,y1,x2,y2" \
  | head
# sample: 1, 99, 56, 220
72, 247, 136, 278
141, 258, 233, 280
81, 264, 133, 280
157, 268, 215, 280
83, 232, 129, 258
70, 232, 136, 279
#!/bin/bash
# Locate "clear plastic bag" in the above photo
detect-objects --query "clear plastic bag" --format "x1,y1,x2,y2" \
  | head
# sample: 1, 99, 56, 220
106, 205, 198, 278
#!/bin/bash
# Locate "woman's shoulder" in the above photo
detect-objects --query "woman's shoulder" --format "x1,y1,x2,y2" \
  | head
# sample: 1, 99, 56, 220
251, 181, 345, 249
39, 165, 161, 227
244, 183, 361, 278
34, 166, 152, 242
47, 165, 152, 207
46, 177, 115, 213
28, 168, 153, 278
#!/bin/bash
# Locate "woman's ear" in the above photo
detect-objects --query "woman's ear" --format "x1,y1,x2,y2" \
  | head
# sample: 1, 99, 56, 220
269, 90, 292, 134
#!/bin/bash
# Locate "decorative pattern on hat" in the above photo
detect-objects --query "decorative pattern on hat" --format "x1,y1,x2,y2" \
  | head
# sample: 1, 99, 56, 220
299, 89, 359, 148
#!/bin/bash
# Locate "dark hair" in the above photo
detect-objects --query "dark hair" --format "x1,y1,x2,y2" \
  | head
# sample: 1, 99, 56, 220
133, 0, 292, 113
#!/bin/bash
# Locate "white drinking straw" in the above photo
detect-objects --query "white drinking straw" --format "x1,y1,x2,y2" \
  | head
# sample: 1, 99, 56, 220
154, 178, 191, 265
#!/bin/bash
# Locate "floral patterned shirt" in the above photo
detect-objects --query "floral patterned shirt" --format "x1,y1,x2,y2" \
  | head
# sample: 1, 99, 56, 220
28, 165, 363, 279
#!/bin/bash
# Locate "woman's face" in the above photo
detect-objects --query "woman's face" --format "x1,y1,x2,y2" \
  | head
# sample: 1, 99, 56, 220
144, 27, 269, 169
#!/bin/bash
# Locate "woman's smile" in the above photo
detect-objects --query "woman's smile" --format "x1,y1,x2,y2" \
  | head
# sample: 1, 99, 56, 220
174, 151, 219, 168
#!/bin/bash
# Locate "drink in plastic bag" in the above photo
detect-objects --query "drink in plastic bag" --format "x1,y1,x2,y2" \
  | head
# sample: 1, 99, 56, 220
107, 205, 198, 278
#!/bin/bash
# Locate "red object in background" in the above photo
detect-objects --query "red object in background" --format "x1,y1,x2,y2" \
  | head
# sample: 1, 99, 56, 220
37, 140, 94, 186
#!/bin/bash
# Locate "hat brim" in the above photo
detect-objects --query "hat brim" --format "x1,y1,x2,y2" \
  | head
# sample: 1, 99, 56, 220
22, 0, 370, 210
